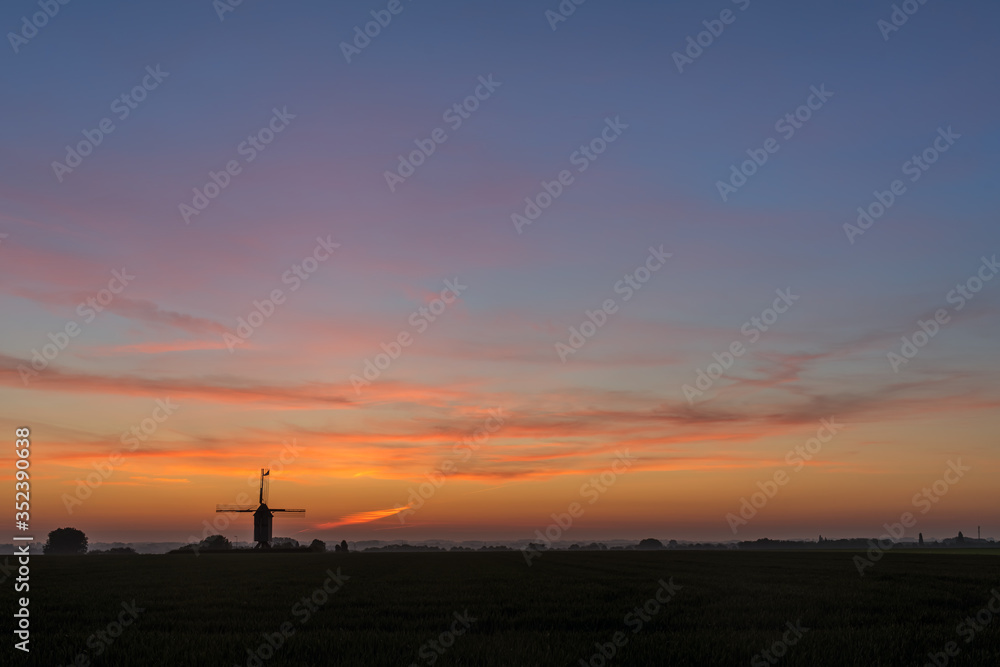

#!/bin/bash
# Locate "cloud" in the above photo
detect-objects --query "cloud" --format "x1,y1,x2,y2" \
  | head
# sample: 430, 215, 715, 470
9, 286, 230, 337
0, 353, 351, 406
101, 297, 231, 336
315, 505, 412, 529
80, 339, 235, 356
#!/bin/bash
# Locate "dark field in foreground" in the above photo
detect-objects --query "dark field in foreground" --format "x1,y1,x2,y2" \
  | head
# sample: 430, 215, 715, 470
5, 551, 1000, 666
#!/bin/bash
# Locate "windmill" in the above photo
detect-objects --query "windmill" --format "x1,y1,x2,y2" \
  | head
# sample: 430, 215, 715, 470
216, 468, 305, 549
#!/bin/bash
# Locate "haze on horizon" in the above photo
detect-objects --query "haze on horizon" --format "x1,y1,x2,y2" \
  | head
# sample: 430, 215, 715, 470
1, 0, 998, 547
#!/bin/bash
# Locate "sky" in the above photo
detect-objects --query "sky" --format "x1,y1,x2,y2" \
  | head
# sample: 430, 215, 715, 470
1, 0, 999, 546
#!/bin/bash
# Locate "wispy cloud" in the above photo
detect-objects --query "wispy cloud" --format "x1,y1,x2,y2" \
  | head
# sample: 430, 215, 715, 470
0, 353, 351, 406
314, 505, 412, 529
128, 476, 191, 484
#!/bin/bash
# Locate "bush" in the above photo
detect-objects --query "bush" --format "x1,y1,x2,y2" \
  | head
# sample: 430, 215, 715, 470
199, 535, 232, 550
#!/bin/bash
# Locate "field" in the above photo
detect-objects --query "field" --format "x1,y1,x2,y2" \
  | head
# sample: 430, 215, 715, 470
5, 550, 1000, 666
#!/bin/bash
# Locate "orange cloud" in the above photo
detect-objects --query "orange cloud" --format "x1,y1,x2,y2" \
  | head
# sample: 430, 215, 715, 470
315, 505, 412, 529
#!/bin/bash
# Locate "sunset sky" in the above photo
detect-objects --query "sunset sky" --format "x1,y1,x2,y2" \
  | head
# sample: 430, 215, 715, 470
2, 0, 998, 545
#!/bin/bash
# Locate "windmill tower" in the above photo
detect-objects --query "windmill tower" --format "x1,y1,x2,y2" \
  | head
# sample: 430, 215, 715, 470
216, 469, 305, 549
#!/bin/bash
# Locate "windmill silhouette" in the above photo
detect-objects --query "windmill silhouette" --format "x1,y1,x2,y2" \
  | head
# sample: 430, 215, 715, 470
216, 469, 305, 549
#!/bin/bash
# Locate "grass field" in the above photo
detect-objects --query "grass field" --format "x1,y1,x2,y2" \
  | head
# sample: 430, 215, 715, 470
5, 550, 1000, 666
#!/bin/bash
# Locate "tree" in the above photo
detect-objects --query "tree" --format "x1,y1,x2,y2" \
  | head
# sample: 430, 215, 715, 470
308, 539, 326, 552
918, 532, 923, 545
44, 527, 88, 554
108, 546, 137, 554
957, 531, 965, 544
637, 538, 664, 550
340, 539, 349, 553
200, 535, 232, 550
91, 546, 137, 555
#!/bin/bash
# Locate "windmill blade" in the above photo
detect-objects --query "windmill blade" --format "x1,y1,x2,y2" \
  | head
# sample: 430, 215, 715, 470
269, 509, 305, 513
216, 505, 256, 512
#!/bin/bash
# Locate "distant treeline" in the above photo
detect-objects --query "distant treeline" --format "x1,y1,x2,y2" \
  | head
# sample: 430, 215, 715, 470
519, 536, 998, 552
740, 536, 999, 550
76, 534, 999, 556
364, 544, 515, 552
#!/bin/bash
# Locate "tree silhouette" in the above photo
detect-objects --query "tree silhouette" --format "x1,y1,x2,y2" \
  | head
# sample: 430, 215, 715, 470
44, 527, 88, 554
107, 546, 137, 554
200, 534, 232, 550
637, 538, 664, 550
340, 539, 349, 553
91, 546, 137, 555
309, 539, 326, 552
918, 532, 923, 545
